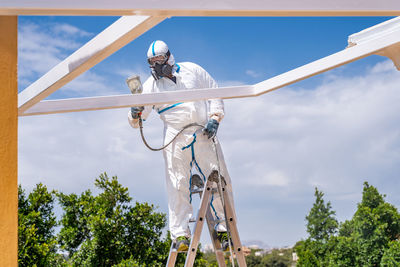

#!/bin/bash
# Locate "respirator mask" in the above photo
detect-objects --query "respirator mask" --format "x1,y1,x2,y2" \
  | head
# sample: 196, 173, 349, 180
148, 50, 173, 80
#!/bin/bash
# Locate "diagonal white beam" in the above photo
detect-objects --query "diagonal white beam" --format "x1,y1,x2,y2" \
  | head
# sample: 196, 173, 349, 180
18, 15, 165, 114
19, 27, 400, 117
1, 0, 400, 16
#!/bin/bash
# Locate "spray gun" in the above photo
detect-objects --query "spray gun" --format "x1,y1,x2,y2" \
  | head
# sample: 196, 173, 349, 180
126, 74, 143, 95
126, 75, 144, 115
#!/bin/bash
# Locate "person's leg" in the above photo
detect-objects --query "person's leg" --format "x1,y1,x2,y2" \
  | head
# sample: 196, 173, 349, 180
163, 136, 194, 241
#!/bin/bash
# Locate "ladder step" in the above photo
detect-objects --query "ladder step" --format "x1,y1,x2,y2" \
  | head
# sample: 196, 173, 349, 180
190, 188, 203, 194
171, 249, 186, 254
190, 188, 220, 195
189, 218, 225, 226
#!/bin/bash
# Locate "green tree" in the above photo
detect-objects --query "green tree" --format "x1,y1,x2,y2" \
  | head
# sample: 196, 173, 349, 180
296, 247, 320, 267
58, 173, 170, 266
18, 183, 62, 266
296, 188, 338, 266
261, 248, 293, 267
297, 182, 400, 267
203, 249, 219, 266
325, 236, 356, 267
347, 182, 400, 266
381, 240, 400, 266
306, 188, 338, 242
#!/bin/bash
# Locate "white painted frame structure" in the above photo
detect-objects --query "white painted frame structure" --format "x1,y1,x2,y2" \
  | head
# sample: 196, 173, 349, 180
2, 4, 400, 266
16, 14, 400, 117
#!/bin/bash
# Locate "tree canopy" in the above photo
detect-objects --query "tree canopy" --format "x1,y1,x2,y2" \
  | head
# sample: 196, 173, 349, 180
19, 175, 400, 266
18, 183, 60, 266
18, 173, 207, 266
296, 182, 400, 267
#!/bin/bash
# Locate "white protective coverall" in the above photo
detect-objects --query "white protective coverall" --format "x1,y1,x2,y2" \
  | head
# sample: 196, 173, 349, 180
128, 49, 234, 241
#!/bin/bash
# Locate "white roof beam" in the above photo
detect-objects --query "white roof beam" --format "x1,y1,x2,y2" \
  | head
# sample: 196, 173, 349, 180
2, 0, 400, 16
18, 15, 165, 115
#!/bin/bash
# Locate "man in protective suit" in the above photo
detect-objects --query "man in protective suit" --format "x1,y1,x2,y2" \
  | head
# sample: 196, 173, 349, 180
128, 40, 235, 252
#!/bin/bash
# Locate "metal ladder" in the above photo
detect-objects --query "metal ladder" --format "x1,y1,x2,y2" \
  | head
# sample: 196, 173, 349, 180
166, 170, 247, 267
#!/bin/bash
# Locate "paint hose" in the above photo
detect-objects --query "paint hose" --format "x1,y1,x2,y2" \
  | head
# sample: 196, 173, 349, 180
138, 115, 203, 151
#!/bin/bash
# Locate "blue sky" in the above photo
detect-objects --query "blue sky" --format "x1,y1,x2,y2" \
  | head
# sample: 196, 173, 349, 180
18, 16, 400, 248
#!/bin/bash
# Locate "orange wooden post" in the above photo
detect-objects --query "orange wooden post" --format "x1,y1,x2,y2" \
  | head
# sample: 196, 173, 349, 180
0, 16, 18, 266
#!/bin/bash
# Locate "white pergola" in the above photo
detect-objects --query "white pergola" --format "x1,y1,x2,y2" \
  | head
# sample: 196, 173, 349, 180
1, 1, 400, 265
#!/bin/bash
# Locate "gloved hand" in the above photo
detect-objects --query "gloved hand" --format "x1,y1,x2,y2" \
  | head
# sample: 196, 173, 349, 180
130, 106, 144, 119
203, 119, 219, 139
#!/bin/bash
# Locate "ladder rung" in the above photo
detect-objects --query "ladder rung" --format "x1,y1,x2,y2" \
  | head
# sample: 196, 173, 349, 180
190, 188, 203, 194
190, 187, 220, 195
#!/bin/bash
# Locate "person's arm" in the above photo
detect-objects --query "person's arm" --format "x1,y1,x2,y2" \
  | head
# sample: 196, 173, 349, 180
127, 79, 154, 128
205, 73, 224, 123
193, 63, 225, 138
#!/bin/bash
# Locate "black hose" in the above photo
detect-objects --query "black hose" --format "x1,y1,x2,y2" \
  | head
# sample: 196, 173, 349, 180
138, 115, 203, 152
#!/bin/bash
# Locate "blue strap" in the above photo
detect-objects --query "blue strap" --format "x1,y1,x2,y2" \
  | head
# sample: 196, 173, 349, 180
182, 134, 220, 220
182, 134, 198, 203
152, 41, 156, 56
176, 63, 180, 73
157, 102, 183, 114
210, 194, 220, 220
182, 133, 197, 151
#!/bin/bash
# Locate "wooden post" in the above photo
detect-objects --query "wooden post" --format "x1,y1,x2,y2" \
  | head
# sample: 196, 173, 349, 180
0, 15, 18, 266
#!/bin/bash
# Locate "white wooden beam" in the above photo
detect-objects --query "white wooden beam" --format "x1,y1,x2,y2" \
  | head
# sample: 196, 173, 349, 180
1, 0, 400, 16
18, 15, 165, 115
19, 19, 400, 117
20, 85, 255, 116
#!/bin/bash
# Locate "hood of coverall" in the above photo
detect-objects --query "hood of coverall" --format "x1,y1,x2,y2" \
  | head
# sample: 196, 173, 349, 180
147, 40, 175, 66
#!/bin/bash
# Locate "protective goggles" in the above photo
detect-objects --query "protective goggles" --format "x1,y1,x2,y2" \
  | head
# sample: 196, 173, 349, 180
147, 50, 170, 66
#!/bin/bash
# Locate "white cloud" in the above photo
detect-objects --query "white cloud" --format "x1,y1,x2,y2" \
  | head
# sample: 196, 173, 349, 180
370, 59, 398, 73
114, 67, 148, 81
60, 71, 120, 97
18, 21, 94, 91
245, 69, 261, 78
52, 23, 92, 37
259, 170, 290, 187
218, 80, 246, 87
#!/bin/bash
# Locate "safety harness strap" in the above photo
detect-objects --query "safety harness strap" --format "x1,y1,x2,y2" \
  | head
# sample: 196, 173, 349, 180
182, 134, 220, 219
